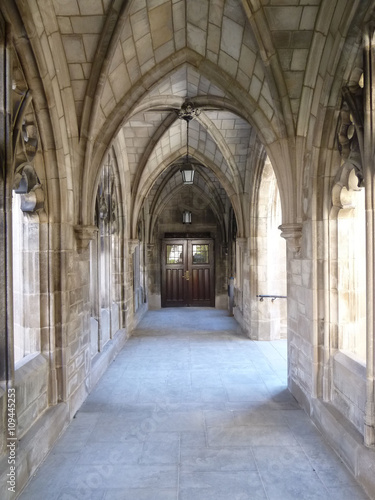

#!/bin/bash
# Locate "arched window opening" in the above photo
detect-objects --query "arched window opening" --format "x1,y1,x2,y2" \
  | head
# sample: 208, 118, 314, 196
90, 205, 100, 357
90, 160, 121, 355
12, 176, 43, 364
133, 221, 146, 313
337, 170, 366, 361
253, 159, 287, 340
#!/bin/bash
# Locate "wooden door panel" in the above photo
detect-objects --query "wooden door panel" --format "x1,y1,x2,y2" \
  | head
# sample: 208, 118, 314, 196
162, 238, 214, 307
166, 268, 185, 304
191, 268, 211, 303
189, 239, 214, 307
162, 239, 187, 307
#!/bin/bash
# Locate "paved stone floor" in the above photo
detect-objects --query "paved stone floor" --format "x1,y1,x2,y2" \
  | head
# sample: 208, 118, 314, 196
19, 308, 370, 499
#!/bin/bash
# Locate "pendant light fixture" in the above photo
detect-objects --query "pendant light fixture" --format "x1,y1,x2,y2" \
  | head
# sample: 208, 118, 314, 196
182, 210, 192, 224
178, 102, 200, 185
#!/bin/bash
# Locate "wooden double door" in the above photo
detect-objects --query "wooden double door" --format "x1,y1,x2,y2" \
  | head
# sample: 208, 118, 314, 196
161, 238, 215, 307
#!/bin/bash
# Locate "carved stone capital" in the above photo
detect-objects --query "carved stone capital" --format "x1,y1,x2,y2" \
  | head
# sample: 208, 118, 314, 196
236, 238, 248, 250
235, 238, 248, 259
74, 225, 98, 253
278, 223, 302, 255
129, 239, 139, 254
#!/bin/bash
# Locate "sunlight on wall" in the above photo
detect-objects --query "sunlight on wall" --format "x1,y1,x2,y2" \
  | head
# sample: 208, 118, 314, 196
256, 160, 287, 339
12, 194, 40, 364
337, 178, 366, 362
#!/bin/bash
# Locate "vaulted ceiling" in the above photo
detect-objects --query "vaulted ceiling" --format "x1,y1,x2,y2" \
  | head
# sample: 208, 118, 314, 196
4, 0, 373, 235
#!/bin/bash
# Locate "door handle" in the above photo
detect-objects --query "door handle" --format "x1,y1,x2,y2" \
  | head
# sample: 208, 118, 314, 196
182, 271, 190, 281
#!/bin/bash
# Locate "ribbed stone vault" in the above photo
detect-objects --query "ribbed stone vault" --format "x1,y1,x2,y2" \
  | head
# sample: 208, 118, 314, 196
5, 0, 370, 233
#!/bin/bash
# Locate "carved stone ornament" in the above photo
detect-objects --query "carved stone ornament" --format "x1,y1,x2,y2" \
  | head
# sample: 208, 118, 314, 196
236, 238, 248, 251
111, 199, 118, 234
13, 163, 44, 212
22, 120, 38, 162
177, 101, 201, 122
278, 223, 302, 255
74, 225, 99, 253
99, 195, 109, 221
13, 163, 38, 193
20, 185, 44, 212
337, 84, 364, 187
129, 239, 139, 254
332, 164, 362, 213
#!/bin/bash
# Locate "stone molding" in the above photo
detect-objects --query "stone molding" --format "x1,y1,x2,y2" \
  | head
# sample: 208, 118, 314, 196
332, 164, 362, 213
13, 163, 44, 213
236, 238, 248, 261
278, 223, 302, 255
128, 239, 139, 254
236, 237, 248, 251
74, 225, 98, 253
337, 85, 364, 187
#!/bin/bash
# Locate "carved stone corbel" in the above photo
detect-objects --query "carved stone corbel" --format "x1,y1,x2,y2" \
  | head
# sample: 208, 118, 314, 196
74, 225, 98, 253
236, 238, 247, 250
128, 239, 139, 255
278, 223, 302, 256
13, 163, 45, 213
20, 185, 44, 212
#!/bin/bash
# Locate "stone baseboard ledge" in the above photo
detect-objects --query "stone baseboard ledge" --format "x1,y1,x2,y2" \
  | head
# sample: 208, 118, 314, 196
310, 398, 375, 498
0, 402, 69, 500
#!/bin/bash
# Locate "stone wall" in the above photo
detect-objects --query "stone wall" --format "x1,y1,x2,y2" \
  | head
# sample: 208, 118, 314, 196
0, 222, 141, 498
235, 161, 287, 341
148, 185, 230, 310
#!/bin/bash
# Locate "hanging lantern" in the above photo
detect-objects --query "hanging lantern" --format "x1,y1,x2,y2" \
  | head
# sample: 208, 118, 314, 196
178, 102, 200, 185
180, 168, 195, 184
182, 210, 192, 224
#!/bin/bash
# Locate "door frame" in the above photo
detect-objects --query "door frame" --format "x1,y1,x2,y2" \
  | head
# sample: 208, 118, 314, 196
161, 237, 215, 307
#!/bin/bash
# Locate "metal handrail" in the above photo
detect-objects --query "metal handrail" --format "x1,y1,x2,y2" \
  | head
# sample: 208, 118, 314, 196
256, 294, 287, 302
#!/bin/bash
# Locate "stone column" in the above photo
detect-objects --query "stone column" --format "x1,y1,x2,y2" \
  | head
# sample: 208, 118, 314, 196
234, 237, 248, 333
0, 19, 13, 386
279, 223, 304, 395
126, 239, 138, 318
147, 243, 160, 309
363, 27, 375, 448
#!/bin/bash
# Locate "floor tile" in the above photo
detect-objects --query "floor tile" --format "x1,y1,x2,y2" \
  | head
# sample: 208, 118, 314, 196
57, 488, 106, 500
180, 445, 257, 472
76, 439, 144, 465
66, 464, 177, 490
19, 308, 370, 500
179, 471, 268, 500
260, 469, 331, 500
252, 445, 313, 472
140, 433, 180, 465
103, 488, 177, 500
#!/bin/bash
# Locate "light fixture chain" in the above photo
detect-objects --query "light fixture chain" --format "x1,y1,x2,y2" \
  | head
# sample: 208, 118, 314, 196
177, 101, 200, 185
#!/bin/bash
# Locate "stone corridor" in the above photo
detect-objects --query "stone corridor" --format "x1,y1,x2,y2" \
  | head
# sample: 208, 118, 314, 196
19, 309, 369, 500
